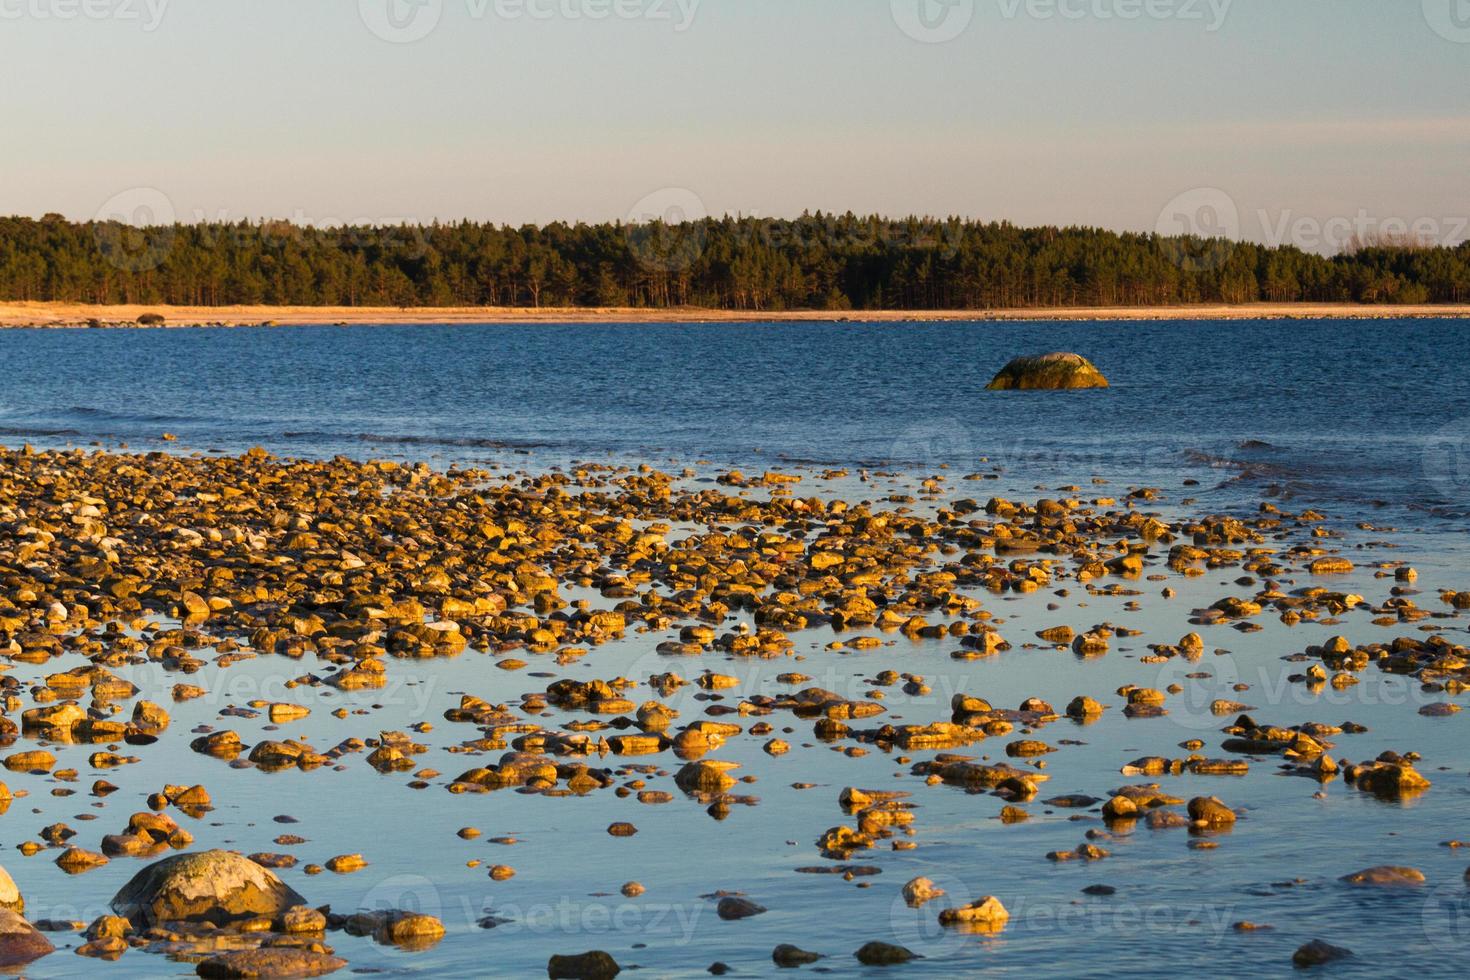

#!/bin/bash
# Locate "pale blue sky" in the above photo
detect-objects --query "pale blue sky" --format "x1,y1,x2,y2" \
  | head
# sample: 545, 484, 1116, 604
2, 0, 1466, 248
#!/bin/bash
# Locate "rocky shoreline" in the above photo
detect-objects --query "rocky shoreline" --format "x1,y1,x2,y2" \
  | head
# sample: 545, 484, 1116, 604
0, 445, 1462, 975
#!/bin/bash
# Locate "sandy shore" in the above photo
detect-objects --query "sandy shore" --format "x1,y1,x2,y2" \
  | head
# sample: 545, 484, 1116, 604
2, 300, 1468, 328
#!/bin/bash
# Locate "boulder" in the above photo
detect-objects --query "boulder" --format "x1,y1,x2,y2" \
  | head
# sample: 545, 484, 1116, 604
1187, 796, 1237, 828
715, 896, 766, 920
344, 909, 445, 949
548, 950, 620, 979
196, 948, 346, 978
986, 352, 1108, 391
0, 910, 52, 968
111, 850, 305, 926
1292, 939, 1352, 967
0, 866, 21, 913
938, 895, 1009, 928
1339, 866, 1425, 887
855, 941, 919, 965
772, 944, 822, 966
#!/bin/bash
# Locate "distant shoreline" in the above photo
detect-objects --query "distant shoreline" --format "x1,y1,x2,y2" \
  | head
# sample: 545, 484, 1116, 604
3, 300, 1469, 328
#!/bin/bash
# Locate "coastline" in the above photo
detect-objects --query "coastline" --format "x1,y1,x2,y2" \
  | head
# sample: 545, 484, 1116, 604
3, 300, 1469, 328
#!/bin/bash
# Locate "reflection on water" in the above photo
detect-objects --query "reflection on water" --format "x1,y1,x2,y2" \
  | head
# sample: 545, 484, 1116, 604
0, 321, 1468, 976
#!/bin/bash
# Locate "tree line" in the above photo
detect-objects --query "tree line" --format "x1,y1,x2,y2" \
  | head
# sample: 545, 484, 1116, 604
1, 212, 1467, 310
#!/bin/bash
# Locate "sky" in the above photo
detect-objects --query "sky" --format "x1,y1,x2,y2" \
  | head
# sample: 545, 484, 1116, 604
1, 0, 1466, 250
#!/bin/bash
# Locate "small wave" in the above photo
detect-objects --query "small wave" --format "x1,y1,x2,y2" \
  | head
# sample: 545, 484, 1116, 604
0, 425, 83, 438
1184, 449, 1292, 478
774, 453, 850, 467
279, 430, 552, 451
57, 405, 190, 425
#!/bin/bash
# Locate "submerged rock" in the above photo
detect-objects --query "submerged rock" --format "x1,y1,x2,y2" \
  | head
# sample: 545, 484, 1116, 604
1292, 939, 1352, 967
716, 897, 767, 920
548, 950, 621, 978
772, 944, 822, 966
855, 941, 919, 965
1339, 866, 1424, 887
111, 850, 306, 926
196, 948, 346, 978
986, 352, 1109, 391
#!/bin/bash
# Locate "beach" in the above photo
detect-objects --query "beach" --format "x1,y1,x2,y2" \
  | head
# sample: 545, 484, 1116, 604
4, 300, 1470, 328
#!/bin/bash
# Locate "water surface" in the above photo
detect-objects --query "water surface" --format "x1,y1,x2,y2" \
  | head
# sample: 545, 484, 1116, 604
1, 319, 1468, 978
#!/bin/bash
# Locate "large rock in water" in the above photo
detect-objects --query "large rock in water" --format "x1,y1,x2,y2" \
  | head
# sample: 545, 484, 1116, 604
987, 352, 1108, 390
0, 866, 21, 913
0, 910, 52, 967
111, 850, 305, 926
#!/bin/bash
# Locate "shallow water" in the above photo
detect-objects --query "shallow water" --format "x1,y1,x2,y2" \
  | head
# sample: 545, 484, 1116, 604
3, 319, 1470, 525
1, 320, 1470, 977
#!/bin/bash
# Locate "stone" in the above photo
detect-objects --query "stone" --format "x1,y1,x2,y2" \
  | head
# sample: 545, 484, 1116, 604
77, 936, 128, 959
716, 896, 766, 920
324, 854, 367, 873
1339, 866, 1425, 887
1066, 696, 1104, 719
548, 950, 621, 979
772, 944, 822, 966
1292, 939, 1352, 967
1351, 761, 1431, 799
55, 847, 109, 873
987, 352, 1109, 391
111, 850, 306, 926
0, 910, 52, 968
85, 915, 132, 940
1187, 796, 1236, 828
0, 867, 21, 913
196, 948, 347, 978
938, 895, 1009, 928
371, 910, 446, 948
855, 941, 919, 965
281, 905, 327, 933
901, 877, 944, 907
675, 760, 740, 793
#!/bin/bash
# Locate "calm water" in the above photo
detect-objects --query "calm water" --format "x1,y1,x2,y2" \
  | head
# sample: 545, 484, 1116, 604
1, 320, 1470, 978
2, 319, 1470, 525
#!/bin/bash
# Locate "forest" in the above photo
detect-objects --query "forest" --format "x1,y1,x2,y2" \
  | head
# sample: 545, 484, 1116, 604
1, 212, 1467, 310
